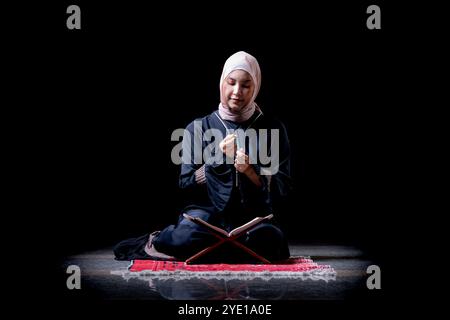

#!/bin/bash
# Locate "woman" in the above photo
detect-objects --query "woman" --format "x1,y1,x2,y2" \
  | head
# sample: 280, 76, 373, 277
114, 51, 292, 263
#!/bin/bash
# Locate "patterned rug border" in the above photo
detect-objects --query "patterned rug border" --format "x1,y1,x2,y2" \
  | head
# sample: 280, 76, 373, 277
111, 268, 336, 282
111, 256, 337, 282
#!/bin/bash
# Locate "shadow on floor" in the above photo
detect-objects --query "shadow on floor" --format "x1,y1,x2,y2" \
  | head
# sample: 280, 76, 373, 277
57, 243, 384, 301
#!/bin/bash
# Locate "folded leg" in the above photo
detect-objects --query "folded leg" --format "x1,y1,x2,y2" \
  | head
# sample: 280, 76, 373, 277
152, 209, 220, 260
242, 223, 291, 262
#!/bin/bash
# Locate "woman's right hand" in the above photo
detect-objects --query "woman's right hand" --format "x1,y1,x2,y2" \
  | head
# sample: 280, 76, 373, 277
219, 133, 237, 158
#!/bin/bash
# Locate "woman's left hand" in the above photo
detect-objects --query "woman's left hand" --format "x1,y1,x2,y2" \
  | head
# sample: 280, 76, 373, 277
234, 148, 253, 175
235, 148, 262, 187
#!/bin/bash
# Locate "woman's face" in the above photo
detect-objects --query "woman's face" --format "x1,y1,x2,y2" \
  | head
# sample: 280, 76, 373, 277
221, 70, 255, 113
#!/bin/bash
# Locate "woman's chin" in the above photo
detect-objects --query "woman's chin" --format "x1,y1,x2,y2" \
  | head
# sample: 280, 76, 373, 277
228, 103, 244, 113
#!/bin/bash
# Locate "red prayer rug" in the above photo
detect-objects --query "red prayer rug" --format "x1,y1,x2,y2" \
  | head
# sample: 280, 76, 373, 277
112, 257, 336, 281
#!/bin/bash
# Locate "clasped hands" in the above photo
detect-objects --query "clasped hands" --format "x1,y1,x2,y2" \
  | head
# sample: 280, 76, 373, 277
219, 133, 253, 175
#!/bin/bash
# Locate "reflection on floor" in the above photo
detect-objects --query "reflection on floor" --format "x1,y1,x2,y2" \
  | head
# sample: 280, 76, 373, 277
60, 243, 376, 300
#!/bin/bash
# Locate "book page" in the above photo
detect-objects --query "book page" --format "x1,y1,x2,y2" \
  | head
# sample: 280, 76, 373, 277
182, 214, 229, 237
183, 213, 274, 238
229, 214, 274, 237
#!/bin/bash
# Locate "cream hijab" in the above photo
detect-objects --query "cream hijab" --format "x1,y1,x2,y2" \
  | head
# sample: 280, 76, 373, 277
218, 51, 262, 123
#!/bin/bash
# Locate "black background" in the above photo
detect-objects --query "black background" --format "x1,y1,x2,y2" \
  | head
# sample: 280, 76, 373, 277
11, 0, 430, 313
28, 1, 402, 256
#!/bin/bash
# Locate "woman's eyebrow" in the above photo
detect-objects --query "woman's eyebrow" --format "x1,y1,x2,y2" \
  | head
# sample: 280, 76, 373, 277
227, 77, 251, 82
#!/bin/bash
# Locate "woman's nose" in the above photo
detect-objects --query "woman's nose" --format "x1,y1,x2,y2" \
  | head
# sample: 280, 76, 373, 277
233, 84, 241, 95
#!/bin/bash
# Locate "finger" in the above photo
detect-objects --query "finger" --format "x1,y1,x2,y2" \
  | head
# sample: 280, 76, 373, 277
226, 139, 236, 146
236, 149, 246, 157
224, 133, 236, 142
235, 154, 245, 164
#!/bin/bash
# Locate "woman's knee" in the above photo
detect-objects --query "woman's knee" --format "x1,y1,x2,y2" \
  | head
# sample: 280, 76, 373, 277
247, 223, 285, 241
179, 209, 213, 226
245, 223, 290, 260
159, 211, 215, 248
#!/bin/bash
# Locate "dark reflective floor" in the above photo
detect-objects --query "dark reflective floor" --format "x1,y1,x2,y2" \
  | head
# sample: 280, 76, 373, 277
58, 243, 378, 301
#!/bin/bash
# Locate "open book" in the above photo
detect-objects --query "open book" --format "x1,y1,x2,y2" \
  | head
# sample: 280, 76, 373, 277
182, 213, 273, 238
